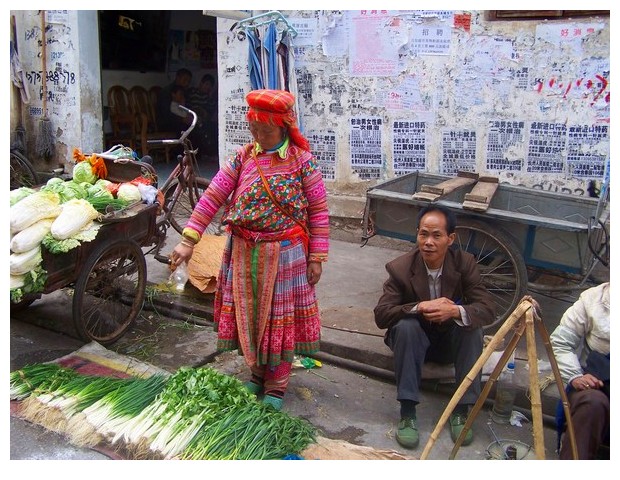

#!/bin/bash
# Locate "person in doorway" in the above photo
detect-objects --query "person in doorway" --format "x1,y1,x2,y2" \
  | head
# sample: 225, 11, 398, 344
170, 89, 329, 411
550, 281, 610, 460
156, 68, 193, 133
186, 73, 218, 156
168, 85, 193, 131
374, 205, 495, 449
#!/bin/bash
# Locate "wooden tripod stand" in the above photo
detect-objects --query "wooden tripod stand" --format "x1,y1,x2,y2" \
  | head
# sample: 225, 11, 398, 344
420, 296, 578, 460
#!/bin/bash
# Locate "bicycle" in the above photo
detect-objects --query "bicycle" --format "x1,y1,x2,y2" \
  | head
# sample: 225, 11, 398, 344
146, 105, 223, 263
10, 148, 39, 190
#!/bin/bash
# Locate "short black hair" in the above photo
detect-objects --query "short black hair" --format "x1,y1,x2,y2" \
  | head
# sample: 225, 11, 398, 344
201, 73, 215, 86
176, 68, 192, 78
416, 204, 456, 234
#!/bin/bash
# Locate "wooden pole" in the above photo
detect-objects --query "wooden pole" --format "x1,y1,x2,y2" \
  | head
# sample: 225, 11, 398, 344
448, 320, 526, 459
525, 306, 545, 459
535, 318, 579, 459
420, 297, 533, 460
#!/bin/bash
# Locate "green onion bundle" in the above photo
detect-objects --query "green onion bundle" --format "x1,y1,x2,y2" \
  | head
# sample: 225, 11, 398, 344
112, 366, 254, 458
10, 363, 78, 400
82, 374, 168, 436
180, 402, 316, 460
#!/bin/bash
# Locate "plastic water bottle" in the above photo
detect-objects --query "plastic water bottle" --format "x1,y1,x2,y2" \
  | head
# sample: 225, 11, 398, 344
169, 262, 188, 292
491, 362, 516, 424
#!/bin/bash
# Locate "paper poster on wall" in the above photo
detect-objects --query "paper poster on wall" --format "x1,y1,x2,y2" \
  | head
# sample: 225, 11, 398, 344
566, 124, 608, 178
536, 22, 605, 46
321, 11, 349, 57
288, 17, 319, 46
441, 129, 477, 175
308, 129, 336, 180
378, 75, 431, 111
486, 120, 525, 171
350, 116, 383, 179
46, 10, 69, 24
223, 90, 251, 160
410, 25, 451, 56
526, 122, 567, 173
349, 10, 400, 76
393, 121, 426, 175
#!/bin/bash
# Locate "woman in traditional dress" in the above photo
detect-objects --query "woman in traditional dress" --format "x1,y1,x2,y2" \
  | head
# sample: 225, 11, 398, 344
171, 89, 329, 410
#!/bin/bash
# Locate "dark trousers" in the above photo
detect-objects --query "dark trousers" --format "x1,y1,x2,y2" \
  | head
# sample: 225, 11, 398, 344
560, 388, 610, 459
385, 317, 483, 405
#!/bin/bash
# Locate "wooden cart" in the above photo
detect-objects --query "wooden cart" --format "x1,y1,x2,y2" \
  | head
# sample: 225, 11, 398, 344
11, 157, 164, 346
361, 171, 610, 330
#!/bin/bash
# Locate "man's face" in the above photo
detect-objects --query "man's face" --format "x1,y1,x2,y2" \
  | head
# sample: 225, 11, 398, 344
416, 210, 455, 269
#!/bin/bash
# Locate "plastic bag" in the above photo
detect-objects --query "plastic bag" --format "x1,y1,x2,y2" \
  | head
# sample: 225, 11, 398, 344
137, 183, 159, 205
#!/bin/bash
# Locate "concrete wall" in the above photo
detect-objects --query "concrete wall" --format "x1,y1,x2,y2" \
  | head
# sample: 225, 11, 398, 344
216, 10, 610, 198
9, 10, 610, 202
11, 10, 103, 172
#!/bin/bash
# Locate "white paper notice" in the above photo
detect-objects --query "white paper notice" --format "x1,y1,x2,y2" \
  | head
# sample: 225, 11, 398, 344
486, 120, 525, 171
526, 122, 567, 174
308, 129, 337, 181
411, 25, 451, 56
350, 116, 383, 179
441, 129, 477, 175
566, 124, 608, 179
393, 120, 427, 175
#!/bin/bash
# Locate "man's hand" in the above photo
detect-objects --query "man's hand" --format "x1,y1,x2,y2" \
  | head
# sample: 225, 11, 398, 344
418, 297, 460, 323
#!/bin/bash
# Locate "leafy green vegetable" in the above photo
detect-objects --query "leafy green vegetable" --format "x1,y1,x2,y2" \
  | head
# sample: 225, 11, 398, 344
72, 161, 97, 184
10, 187, 36, 206
10, 264, 48, 303
41, 223, 101, 253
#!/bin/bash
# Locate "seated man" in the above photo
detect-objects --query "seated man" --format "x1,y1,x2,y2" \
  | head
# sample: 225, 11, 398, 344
550, 281, 610, 460
374, 205, 496, 449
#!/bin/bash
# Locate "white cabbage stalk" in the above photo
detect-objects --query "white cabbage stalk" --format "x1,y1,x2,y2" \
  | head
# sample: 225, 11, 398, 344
10, 191, 61, 233
10, 246, 42, 275
11, 218, 55, 253
51, 199, 99, 240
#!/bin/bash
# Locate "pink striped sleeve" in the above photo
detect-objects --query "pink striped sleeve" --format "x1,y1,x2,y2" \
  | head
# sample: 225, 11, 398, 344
184, 156, 240, 237
303, 157, 329, 262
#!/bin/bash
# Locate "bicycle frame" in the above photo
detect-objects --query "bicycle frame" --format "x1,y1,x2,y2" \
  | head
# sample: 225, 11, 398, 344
146, 106, 213, 263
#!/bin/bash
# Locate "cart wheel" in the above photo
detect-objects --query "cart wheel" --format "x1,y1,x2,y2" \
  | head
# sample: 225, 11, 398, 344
454, 219, 528, 332
163, 177, 223, 236
10, 149, 39, 189
73, 239, 146, 345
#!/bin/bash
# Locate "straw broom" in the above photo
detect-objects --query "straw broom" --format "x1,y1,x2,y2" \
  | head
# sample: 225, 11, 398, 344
35, 10, 55, 160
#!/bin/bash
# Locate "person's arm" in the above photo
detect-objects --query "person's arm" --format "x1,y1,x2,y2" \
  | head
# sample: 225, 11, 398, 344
301, 156, 329, 264
550, 293, 591, 386
171, 155, 239, 266
374, 257, 420, 330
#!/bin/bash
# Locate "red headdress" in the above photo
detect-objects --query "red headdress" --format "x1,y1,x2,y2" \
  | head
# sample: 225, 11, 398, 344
246, 89, 310, 151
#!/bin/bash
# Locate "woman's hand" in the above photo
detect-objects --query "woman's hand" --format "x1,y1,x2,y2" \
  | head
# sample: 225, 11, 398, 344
170, 242, 194, 268
570, 374, 604, 391
307, 261, 322, 286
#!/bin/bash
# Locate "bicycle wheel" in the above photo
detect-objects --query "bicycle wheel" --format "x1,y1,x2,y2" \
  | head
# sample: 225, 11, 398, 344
10, 150, 39, 189
72, 239, 146, 345
453, 219, 528, 332
163, 176, 223, 235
